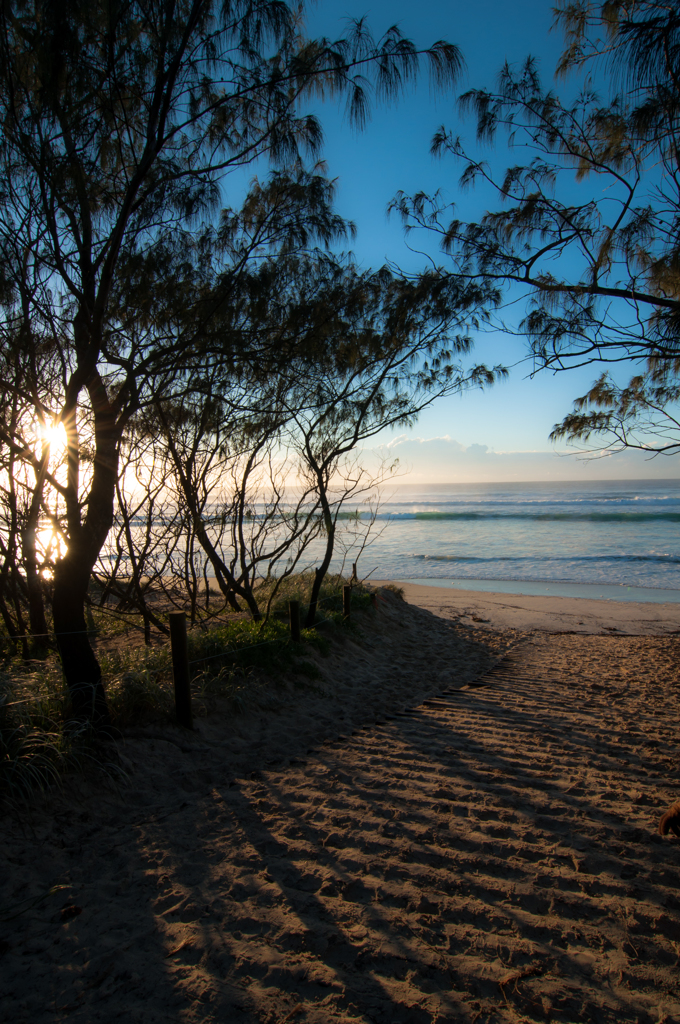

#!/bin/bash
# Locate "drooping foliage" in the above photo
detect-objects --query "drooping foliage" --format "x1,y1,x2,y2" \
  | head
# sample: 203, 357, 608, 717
551, 369, 680, 456
392, 0, 680, 456
0, 0, 486, 727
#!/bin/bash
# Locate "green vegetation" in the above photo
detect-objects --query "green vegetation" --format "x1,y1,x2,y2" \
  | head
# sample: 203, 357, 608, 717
257, 571, 375, 623
0, 665, 67, 801
394, 0, 680, 458
0, 575, 375, 803
0, 0, 476, 732
0, 660, 123, 805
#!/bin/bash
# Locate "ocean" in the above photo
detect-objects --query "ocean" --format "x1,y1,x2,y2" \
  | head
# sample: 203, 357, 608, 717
343, 479, 680, 603
98, 477, 680, 604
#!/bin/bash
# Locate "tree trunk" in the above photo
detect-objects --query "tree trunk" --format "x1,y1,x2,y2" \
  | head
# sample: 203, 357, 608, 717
53, 367, 120, 731
156, 405, 262, 620
305, 565, 325, 627
10, 567, 30, 659
192, 515, 262, 620
52, 551, 110, 730
23, 446, 51, 639
0, 589, 20, 654
22, 519, 49, 640
304, 474, 336, 627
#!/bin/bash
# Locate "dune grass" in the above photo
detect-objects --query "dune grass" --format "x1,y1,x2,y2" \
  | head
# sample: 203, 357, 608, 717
0, 574, 374, 802
0, 661, 123, 805
0, 667, 67, 801
257, 570, 376, 623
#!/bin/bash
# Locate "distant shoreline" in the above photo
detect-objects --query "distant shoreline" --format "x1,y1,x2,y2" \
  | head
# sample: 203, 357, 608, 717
377, 579, 680, 634
377, 576, 680, 604
383, 477, 680, 490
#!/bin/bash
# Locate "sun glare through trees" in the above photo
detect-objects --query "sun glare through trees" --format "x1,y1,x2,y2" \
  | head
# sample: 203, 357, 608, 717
0, 1, 678, 730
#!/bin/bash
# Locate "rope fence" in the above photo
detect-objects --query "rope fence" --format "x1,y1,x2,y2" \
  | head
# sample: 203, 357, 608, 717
0, 614, 146, 646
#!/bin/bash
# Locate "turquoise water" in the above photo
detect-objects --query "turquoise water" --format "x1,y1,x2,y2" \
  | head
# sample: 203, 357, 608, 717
102, 478, 680, 604
344, 479, 680, 601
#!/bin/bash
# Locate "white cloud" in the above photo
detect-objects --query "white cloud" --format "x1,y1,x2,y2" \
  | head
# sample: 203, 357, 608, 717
365, 434, 680, 483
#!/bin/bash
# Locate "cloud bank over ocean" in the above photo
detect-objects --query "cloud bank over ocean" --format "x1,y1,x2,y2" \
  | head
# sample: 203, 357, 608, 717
369, 435, 680, 483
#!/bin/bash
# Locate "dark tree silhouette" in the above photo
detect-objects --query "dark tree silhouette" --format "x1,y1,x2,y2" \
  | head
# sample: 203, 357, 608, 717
551, 368, 680, 458
0, 0, 464, 727
392, 1, 680, 456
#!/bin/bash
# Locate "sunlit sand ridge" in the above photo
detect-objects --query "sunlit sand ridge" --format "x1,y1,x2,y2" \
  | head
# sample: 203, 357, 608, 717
1, 589, 679, 1023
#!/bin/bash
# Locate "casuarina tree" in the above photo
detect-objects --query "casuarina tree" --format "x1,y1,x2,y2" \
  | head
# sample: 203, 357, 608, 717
392, 0, 680, 454
0, 0, 464, 727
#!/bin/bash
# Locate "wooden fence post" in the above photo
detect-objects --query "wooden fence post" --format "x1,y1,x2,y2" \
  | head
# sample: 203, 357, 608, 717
289, 600, 301, 643
169, 611, 193, 729
343, 585, 351, 621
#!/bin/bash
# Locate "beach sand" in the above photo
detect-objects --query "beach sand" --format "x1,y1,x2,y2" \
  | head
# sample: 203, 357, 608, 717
378, 580, 680, 636
1, 587, 679, 1023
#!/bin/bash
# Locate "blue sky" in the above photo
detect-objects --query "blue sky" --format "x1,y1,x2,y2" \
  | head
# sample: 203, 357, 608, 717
304, 0, 567, 275
293, 1, 678, 481
220, 2, 676, 482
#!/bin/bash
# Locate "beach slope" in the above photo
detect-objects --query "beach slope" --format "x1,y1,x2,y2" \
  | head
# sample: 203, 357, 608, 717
382, 580, 680, 635
1, 589, 679, 1023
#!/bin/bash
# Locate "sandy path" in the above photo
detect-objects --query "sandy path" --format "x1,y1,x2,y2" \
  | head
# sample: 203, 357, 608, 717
1, 598, 679, 1023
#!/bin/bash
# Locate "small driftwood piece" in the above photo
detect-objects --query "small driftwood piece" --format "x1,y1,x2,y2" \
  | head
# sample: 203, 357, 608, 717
499, 964, 545, 994
658, 802, 680, 837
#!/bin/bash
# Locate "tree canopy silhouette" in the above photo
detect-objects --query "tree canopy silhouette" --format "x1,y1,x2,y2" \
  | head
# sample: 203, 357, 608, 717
392, 0, 680, 455
0, 0, 471, 728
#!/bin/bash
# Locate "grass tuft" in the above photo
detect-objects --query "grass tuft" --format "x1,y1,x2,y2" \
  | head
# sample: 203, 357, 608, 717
258, 571, 375, 625
0, 573, 370, 803
102, 646, 174, 727
0, 667, 126, 806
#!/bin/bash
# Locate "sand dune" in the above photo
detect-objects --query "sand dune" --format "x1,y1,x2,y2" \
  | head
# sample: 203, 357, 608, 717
1, 588, 679, 1023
